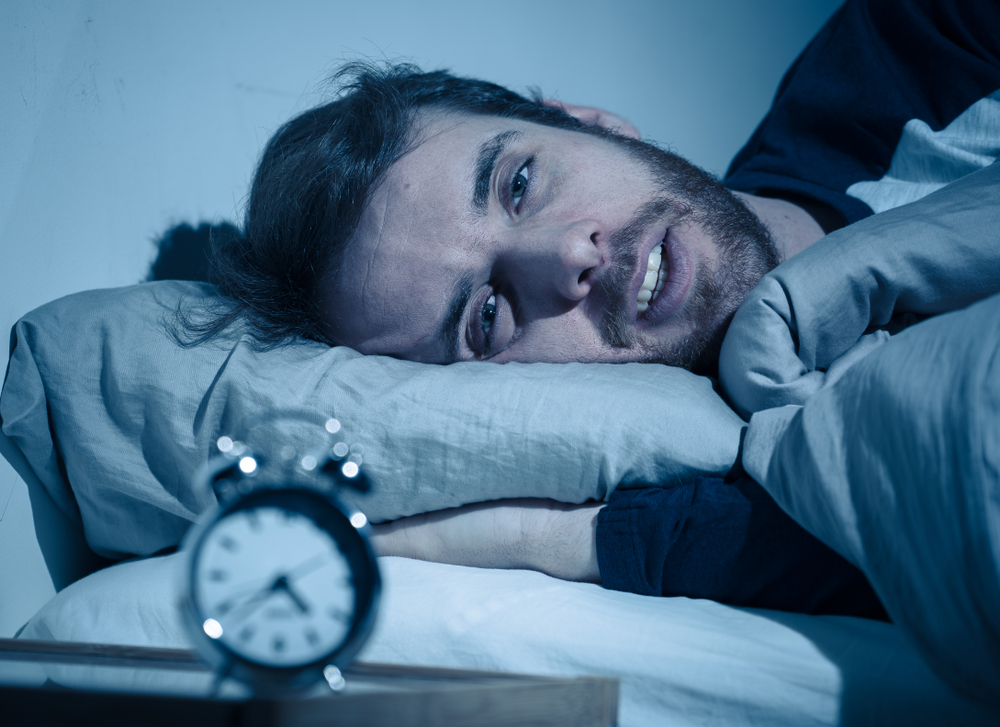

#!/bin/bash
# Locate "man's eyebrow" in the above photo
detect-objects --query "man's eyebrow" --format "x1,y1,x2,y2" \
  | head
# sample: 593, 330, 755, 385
471, 130, 522, 215
438, 274, 474, 363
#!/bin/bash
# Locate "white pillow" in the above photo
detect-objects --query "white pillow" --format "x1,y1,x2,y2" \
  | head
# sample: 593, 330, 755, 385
21, 554, 995, 727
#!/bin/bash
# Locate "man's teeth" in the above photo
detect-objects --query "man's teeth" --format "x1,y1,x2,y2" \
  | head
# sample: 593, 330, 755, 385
637, 243, 667, 313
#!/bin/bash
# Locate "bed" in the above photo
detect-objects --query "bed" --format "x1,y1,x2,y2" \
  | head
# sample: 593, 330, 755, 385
2, 163, 999, 724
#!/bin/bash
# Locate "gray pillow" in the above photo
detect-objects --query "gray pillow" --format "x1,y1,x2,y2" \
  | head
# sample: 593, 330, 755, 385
1, 281, 743, 558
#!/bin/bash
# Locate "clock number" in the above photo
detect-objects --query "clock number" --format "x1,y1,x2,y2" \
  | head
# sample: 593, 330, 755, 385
305, 628, 320, 646
208, 569, 228, 582
219, 535, 239, 552
273, 635, 286, 653
239, 625, 255, 643
327, 606, 348, 622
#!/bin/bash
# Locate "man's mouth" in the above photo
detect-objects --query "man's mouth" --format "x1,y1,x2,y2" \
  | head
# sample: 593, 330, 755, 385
636, 241, 668, 314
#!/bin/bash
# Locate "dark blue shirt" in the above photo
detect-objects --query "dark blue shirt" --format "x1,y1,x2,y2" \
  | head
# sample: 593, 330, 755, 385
725, 0, 1000, 230
597, 477, 888, 620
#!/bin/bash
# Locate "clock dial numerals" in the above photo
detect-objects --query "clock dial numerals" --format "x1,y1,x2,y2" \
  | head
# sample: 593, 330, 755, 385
194, 505, 356, 667
327, 606, 348, 622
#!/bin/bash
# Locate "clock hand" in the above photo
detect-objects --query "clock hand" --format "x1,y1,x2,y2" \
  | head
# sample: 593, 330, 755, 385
217, 575, 284, 622
209, 555, 326, 616
212, 582, 269, 613
286, 550, 336, 580
207, 548, 337, 613
219, 574, 315, 624
208, 570, 279, 610
275, 576, 311, 615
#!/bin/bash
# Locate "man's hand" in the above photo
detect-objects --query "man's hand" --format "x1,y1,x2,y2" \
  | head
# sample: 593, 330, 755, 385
370, 498, 603, 583
542, 100, 641, 139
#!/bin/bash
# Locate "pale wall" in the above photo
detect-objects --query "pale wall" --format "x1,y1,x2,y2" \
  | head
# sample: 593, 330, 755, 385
2, 0, 841, 337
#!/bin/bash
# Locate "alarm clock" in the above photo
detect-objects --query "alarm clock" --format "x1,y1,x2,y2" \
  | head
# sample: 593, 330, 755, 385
179, 418, 380, 694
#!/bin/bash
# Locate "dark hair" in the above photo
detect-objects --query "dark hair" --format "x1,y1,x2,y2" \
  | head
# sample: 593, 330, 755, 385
190, 61, 587, 348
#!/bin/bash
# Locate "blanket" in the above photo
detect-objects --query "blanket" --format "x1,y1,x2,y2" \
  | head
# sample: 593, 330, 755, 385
721, 161, 1000, 707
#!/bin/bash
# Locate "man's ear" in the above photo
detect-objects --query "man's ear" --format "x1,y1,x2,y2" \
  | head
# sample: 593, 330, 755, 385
541, 100, 641, 139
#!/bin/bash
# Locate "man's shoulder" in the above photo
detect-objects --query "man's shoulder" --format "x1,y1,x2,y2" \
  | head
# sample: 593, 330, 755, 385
724, 0, 1000, 228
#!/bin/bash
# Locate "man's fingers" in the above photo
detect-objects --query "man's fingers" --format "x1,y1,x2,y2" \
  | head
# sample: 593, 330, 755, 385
542, 99, 641, 139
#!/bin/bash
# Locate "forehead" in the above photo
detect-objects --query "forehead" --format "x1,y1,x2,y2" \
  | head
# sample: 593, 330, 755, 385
320, 114, 523, 356
375, 111, 540, 216
328, 115, 498, 353
370, 113, 497, 244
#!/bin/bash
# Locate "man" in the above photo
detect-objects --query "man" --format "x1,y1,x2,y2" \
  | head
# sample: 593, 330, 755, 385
203, 0, 998, 618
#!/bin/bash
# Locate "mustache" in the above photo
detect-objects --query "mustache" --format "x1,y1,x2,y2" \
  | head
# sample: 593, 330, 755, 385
594, 197, 688, 348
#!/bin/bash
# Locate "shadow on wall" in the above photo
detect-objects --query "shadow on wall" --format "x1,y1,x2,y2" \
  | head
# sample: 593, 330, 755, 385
147, 222, 241, 283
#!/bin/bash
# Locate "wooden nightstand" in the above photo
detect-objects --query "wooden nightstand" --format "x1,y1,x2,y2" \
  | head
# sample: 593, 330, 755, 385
0, 638, 618, 726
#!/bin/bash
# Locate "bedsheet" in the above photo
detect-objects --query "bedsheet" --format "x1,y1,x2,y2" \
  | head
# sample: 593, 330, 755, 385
18, 554, 996, 726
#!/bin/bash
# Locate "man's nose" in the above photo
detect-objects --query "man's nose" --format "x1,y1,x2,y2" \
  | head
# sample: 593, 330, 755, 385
524, 219, 604, 302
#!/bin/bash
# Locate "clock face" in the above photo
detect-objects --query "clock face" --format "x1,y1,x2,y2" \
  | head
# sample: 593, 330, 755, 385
192, 505, 356, 668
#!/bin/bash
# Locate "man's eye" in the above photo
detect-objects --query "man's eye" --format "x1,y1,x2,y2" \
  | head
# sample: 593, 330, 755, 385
467, 288, 513, 360
510, 162, 530, 208
481, 294, 497, 335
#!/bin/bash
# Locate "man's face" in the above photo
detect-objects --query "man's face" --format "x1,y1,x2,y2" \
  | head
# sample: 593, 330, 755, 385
320, 112, 777, 371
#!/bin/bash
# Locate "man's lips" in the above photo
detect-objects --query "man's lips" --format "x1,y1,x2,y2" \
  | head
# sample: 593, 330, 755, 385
636, 242, 666, 314
633, 227, 692, 326
629, 227, 667, 311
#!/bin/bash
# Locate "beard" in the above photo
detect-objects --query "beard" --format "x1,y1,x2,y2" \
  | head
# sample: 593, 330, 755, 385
585, 130, 780, 375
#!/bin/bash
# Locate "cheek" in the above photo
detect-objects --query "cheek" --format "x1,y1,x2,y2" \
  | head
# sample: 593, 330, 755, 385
674, 223, 723, 267
495, 312, 610, 364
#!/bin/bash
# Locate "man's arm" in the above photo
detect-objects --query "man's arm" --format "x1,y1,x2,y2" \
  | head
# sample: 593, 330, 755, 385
371, 499, 601, 582
370, 478, 887, 619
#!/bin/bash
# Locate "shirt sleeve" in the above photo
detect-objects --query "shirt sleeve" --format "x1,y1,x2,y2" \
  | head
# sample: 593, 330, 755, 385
595, 476, 888, 620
